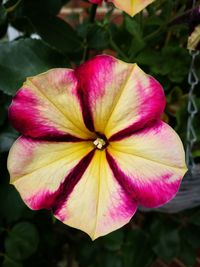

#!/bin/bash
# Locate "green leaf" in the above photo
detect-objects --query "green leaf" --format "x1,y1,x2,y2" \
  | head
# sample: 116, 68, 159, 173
178, 241, 196, 267
0, 38, 69, 95
190, 210, 200, 226
0, 4, 8, 37
2, 257, 23, 267
100, 252, 122, 267
124, 16, 143, 41
102, 230, 124, 251
30, 16, 82, 54
14, 0, 69, 17
0, 5, 7, 25
193, 150, 200, 158
122, 229, 154, 267
153, 229, 180, 262
87, 24, 109, 50
0, 185, 31, 223
0, 129, 18, 152
5, 222, 39, 260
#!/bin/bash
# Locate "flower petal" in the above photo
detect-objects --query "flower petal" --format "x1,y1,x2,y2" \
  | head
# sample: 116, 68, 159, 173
54, 150, 137, 240
111, 0, 154, 16
107, 121, 187, 208
9, 69, 94, 140
75, 55, 165, 140
89, 0, 102, 3
7, 137, 94, 210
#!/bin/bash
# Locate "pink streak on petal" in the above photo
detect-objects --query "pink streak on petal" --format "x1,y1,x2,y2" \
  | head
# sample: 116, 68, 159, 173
25, 150, 95, 212
9, 89, 81, 141
75, 55, 116, 132
89, 0, 102, 3
108, 187, 137, 222
25, 189, 57, 210
134, 178, 181, 208
106, 151, 182, 208
109, 76, 166, 141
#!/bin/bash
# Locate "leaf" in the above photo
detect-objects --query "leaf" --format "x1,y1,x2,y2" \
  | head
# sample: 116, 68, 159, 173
0, 4, 8, 37
29, 16, 82, 54
0, 129, 18, 152
124, 16, 143, 42
193, 150, 200, 158
0, 184, 32, 223
0, 38, 70, 95
5, 222, 39, 260
2, 257, 23, 267
122, 229, 154, 267
87, 24, 109, 50
100, 252, 122, 267
0, 4, 7, 25
102, 230, 124, 251
14, 0, 69, 17
190, 210, 200, 226
153, 229, 180, 262
178, 241, 196, 267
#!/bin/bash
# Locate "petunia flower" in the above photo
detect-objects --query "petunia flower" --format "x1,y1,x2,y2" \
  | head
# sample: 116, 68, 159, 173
89, 0, 155, 17
7, 55, 187, 240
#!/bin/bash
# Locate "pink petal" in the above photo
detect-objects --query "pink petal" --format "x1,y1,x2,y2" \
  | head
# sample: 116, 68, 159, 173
9, 69, 95, 141
54, 150, 137, 240
8, 137, 95, 210
75, 55, 165, 140
107, 121, 187, 208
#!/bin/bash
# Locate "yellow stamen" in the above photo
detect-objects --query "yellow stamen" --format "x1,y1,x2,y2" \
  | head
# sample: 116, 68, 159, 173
93, 138, 106, 150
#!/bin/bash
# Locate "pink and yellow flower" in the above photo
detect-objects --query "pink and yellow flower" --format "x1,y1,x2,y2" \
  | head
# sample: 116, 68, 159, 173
89, 0, 154, 17
7, 55, 187, 240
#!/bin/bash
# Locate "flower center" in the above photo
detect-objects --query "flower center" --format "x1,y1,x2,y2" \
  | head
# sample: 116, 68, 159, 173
93, 137, 106, 150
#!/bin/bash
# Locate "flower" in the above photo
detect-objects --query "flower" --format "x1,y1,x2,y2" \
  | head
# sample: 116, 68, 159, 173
89, 0, 155, 17
8, 55, 187, 240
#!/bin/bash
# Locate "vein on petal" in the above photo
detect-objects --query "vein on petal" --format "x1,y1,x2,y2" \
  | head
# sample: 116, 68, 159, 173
108, 145, 187, 171
28, 78, 92, 137
11, 144, 94, 182
104, 64, 136, 133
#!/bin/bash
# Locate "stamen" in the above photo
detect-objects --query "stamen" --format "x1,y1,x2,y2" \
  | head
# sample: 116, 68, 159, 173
93, 138, 106, 150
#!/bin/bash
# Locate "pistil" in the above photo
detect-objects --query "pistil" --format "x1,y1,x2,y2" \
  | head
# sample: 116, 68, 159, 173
93, 138, 106, 150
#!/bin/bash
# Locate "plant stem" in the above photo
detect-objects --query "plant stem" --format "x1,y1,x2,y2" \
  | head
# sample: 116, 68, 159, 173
81, 4, 98, 63
89, 3, 98, 24
109, 36, 129, 61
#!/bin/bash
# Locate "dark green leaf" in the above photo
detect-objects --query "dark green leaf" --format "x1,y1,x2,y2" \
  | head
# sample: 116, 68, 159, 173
102, 230, 124, 251
0, 38, 69, 95
0, 4, 8, 37
100, 252, 122, 267
2, 257, 23, 267
87, 24, 109, 50
122, 229, 154, 267
14, 0, 69, 17
190, 210, 200, 226
153, 229, 180, 262
0, 129, 18, 152
0, 5, 7, 25
178, 241, 196, 267
0, 185, 29, 223
5, 222, 39, 260
180, 225, 200, 249
30, 16, 82, 54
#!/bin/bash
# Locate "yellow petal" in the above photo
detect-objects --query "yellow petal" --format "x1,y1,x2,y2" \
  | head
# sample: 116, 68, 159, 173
107, 121, 187, 208
111, 0, 154, 16
9, 69, 95, 140
54, 150, 137, 240
8, 137, 94, 210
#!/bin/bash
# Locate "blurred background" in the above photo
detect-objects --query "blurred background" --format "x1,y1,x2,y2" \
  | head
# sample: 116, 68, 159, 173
1, 0, 200, 266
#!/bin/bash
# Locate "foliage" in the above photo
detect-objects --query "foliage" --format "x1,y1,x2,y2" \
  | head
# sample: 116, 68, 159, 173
0, 0, 200, 266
